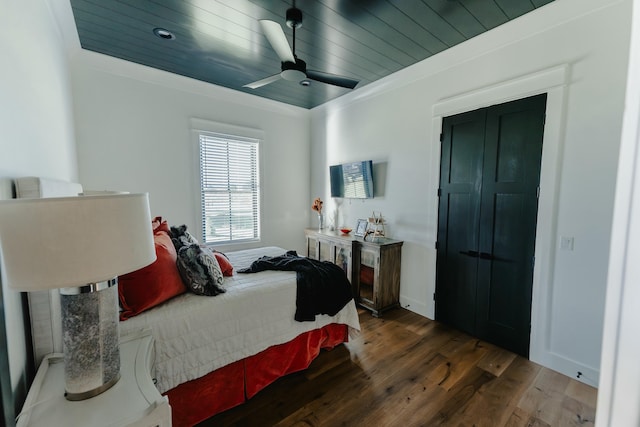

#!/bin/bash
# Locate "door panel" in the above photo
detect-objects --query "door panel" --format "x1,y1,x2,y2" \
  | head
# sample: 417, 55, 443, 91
495, 111, 529, 183
486, 193, 524, 329
449, 119, 484, 185
443, 193, 478, 333
318, 239, 331, 262
436, 109, 486, 334
478, 95, 545, 355
436, 93, 546, 357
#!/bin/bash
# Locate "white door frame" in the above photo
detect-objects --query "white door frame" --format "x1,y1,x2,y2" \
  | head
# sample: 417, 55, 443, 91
596, 0, 640, 424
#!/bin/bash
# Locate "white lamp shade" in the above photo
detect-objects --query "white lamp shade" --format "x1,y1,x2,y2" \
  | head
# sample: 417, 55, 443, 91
0, 193, 156, 291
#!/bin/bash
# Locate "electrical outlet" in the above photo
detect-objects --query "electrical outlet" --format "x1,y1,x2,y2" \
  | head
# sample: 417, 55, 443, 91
560, 236, 574, 251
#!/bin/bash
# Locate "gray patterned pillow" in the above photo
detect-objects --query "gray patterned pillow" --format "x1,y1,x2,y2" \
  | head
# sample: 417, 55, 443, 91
170, 225, 199, 252
176, 244, 225, 296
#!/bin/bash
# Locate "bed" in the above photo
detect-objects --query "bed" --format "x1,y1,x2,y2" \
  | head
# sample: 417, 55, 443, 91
15, 177, 361, 427
122, 245, 359, 426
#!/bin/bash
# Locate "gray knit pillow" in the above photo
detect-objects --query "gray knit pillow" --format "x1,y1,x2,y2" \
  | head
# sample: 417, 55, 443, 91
170, 225, 199, 252
176, 244, 225, 296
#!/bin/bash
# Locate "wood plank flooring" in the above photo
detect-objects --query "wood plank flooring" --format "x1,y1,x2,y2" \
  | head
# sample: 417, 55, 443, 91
198, 308, 597, 426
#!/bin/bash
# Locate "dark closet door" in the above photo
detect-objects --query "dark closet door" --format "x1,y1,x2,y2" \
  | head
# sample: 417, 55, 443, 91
435, 109, 486, 335
436, 94, 546, 357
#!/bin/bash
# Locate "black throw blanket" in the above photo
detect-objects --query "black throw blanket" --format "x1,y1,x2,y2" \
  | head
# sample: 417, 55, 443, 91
238, 250, 353, 322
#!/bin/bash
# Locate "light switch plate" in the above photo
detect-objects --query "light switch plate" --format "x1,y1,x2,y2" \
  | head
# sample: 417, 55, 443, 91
560, 236, 574, 251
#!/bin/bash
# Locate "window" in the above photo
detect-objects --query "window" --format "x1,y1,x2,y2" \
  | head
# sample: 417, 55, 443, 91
198, 131, 260, 244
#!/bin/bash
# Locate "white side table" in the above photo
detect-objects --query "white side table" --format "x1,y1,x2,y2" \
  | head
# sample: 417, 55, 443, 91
17, 330, 171, 427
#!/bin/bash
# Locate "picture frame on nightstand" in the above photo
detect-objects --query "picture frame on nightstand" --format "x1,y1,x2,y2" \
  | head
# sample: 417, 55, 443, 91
354, 219, 367, 237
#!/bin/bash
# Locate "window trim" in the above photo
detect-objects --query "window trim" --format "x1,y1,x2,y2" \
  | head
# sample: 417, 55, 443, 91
191, 119, 264, 246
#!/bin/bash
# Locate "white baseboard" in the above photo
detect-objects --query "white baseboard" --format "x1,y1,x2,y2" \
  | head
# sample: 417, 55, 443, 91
399, 295, 432, 319
531, 351, 599, 388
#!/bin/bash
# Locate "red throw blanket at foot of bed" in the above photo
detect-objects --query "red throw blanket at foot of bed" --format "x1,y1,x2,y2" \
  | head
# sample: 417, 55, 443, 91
165, 323, 349, 427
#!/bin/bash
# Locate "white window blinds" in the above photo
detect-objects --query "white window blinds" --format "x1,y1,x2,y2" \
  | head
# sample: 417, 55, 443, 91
199, 132, 260, 244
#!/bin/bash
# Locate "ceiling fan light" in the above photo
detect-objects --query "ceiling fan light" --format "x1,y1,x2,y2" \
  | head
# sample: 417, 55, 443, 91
281, 69, 306, 81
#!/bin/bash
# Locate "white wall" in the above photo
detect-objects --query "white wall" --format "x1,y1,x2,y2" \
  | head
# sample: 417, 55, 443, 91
0, 0, 78, 415
310, 0, 631, 386
72, 52, 311, 254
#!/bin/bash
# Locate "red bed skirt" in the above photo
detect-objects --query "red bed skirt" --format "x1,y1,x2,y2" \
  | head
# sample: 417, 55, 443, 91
164, 323, 349, 427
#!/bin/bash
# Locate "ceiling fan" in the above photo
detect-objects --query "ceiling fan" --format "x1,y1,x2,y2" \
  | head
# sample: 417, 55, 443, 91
244, 6, 359, 90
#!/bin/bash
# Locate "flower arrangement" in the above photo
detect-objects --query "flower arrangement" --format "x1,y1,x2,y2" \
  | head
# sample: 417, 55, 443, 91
311, 197, 323, 215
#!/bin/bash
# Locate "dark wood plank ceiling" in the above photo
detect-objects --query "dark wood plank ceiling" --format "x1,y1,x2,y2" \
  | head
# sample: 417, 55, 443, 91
69, 0, 554, 109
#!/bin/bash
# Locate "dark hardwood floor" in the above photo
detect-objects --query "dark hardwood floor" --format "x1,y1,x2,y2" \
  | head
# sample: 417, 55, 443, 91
199, 308, 597, 426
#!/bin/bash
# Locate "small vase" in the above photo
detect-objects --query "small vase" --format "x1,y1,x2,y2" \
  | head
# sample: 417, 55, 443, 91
318, 213, 324, 230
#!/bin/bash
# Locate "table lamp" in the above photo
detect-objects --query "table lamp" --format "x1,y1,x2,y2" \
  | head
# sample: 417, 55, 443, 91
0, 193, 156, 400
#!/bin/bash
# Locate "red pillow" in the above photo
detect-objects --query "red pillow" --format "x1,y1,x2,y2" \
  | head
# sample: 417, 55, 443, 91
152, 216, 171, 234
213, 252, 234, 276
119, 229, 186, 320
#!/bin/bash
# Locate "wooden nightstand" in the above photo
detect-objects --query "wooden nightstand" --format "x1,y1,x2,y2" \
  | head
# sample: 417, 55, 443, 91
17, 330, 171, 427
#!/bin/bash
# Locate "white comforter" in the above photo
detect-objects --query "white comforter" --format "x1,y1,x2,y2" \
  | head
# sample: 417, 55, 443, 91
119, 246, 361, 393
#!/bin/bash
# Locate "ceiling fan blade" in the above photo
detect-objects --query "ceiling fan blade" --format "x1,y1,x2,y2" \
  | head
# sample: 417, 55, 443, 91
259, 20, 295, 63
243, 73, 282, 89
306, 70, 359, 89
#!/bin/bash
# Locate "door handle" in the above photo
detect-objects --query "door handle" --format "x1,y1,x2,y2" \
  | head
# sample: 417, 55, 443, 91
459, 250, 495, 260
459, 250, 479, 258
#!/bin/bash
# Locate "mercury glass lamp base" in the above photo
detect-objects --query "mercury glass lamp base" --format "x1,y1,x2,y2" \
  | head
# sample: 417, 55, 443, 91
60, 278, 120, 401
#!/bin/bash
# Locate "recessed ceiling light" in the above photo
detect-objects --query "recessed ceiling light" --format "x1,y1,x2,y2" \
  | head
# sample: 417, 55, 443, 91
153, 28, 175, 40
